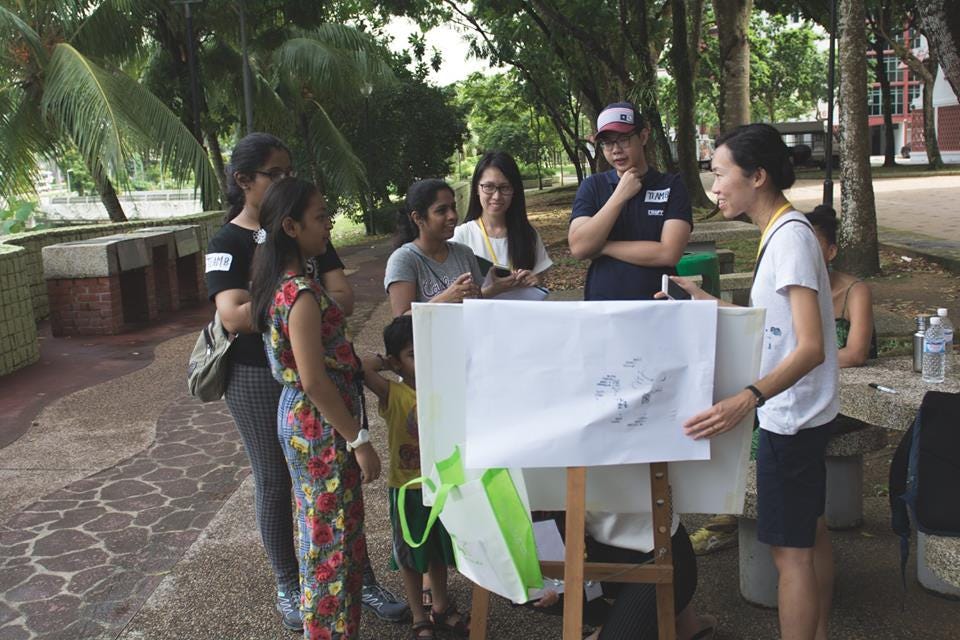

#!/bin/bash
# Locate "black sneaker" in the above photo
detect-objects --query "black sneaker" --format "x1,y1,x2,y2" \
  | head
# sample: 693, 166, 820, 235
361, 583, 410, 622
276, 588, 303, 631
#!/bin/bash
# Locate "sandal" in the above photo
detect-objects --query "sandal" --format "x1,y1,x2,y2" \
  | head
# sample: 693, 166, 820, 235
411, 620, 435, 639
431, 603, 470, 638
421, 588, 433, 611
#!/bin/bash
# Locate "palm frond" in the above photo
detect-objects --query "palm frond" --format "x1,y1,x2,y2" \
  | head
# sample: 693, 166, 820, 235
70, 0, 160, 62
275, 25, 394, 99
0, 85, 57, 196
0, 4, 47, 67
42, 43, 219, 206
306, 101, 367, 197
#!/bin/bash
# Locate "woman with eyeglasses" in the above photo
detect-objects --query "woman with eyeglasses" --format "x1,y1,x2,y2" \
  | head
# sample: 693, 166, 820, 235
387, 178, 526, 316
453, 151, 552, 294
204, 133, 364, 632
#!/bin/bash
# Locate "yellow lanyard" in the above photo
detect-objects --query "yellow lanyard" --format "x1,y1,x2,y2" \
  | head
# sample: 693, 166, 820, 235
476, 218, 511, 269
756, 203, 794, 259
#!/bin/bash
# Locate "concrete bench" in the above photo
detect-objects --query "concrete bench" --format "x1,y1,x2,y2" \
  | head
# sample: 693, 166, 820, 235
128, 225, 204, 308
719, 272, 753, 305
738, 423, 889, 607
824, 420, 887, 529
42, 226, 202, 336
688, 220, 759, 254
918, 533, 960, 597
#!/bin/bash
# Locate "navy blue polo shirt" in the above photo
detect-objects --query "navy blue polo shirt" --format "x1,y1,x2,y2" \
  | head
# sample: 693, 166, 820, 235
571, 168, 693, 300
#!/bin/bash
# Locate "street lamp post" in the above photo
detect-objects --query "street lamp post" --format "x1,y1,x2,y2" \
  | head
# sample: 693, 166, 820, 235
171, 0, 204, 141
823, 0, 837, 205
361, 82, 374, 235
237, 0, 254, 134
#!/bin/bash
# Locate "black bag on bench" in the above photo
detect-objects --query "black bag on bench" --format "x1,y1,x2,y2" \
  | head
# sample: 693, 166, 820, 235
889, 391, 960, 586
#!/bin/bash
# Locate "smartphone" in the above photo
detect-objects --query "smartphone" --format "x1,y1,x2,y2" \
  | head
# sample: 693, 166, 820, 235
661, 274, 691, 300
493, 265, 512, 278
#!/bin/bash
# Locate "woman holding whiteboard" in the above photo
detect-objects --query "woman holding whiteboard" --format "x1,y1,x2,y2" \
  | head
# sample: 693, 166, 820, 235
668, 123, 838, 640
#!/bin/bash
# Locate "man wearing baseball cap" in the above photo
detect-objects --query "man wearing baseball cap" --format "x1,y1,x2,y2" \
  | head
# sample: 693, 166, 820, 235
566, 104, 714, 640
568, 101, 692, 300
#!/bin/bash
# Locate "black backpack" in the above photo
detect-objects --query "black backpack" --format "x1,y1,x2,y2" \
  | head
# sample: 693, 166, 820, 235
889, 391, 960, 586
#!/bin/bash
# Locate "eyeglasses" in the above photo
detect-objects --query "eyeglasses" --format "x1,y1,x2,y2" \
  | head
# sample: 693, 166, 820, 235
478, 182, 515, 196
255, 168, 297, 182
597, 134, 635, 152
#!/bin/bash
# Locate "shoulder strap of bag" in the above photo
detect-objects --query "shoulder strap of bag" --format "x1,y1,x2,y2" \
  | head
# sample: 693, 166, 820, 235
397, 447, 466, 548
750, 218, 814, 306
752, 218, 814, 281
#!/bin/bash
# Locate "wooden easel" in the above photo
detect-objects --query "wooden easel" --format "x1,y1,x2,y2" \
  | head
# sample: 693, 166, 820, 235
469, 463, 676, 640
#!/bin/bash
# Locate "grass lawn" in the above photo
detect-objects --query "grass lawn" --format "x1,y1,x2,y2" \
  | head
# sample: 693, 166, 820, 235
330, 214, 390, 248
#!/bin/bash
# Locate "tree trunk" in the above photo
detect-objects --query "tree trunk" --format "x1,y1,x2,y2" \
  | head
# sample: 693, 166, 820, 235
671, 0, 712, 208
922, 51, 945, 169
836, 0, 880, 277
914, 0, 960, 101
204, 129, 229, 202
95, 173, 128, 223
712, 0, 752, 131
873, 39, 897, 167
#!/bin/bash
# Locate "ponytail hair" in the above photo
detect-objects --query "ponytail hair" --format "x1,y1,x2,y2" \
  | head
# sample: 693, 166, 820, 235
249, 177, 321, 332
806, 204, 838, 246
224, 132, 290, 223
393, 179, 455, 248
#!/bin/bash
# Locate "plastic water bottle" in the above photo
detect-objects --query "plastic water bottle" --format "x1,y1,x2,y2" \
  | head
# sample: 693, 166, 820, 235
936, 308, 954, 375
922, 317, 946, 384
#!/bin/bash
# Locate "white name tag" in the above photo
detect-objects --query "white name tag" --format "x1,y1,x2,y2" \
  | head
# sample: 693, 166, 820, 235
647, 209, 664, 216
644, 188, 670, 203
205, 252, 233, 272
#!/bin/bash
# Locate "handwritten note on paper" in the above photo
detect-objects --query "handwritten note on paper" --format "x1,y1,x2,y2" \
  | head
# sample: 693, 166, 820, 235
462, 300, 716, 468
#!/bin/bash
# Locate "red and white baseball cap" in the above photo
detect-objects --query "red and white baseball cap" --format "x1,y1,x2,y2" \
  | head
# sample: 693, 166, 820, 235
596, 101, 642, 135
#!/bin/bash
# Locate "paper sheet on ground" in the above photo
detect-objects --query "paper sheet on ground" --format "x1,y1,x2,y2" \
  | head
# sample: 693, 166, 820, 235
413, 303, 764, 514
463, 300, 716, 468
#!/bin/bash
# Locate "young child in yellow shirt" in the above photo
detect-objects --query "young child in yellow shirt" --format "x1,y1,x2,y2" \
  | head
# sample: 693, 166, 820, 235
361, 316, 469, 639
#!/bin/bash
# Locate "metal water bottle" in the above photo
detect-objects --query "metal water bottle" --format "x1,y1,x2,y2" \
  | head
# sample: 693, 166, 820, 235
913, 314, 928, 373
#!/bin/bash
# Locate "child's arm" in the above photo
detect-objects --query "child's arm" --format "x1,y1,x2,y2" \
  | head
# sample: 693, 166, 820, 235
360, 354, 392, 405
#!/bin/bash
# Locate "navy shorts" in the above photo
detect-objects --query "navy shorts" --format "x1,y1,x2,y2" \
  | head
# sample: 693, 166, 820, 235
756, 423, 832, 548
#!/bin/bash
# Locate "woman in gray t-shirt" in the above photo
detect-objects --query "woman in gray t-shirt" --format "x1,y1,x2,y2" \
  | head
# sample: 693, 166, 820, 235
385, 179, 516, 316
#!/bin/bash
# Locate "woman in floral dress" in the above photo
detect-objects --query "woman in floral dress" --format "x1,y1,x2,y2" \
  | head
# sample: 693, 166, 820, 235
250, 177, 382, 640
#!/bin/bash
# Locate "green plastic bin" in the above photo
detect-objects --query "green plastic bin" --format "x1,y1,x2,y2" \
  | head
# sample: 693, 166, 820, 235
676, 251, 720, 298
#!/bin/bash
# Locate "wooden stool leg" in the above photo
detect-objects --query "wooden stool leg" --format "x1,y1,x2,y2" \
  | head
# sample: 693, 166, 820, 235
655, 582, 676, 640
469, 584, 490, 640
563, 467, 587, 640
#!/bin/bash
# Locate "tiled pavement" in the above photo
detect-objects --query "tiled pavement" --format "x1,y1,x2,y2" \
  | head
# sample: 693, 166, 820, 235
0, 397, 246, 640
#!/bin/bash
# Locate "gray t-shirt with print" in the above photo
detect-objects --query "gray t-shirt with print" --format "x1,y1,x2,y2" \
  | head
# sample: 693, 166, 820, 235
384, 241, 483, 302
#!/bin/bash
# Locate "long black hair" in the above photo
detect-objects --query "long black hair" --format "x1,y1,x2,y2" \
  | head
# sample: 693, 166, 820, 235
249, 177, 321, 332
464, 151, 537, 270
224, 132, 291, 223
806, 204, 838, 245
715, 123, 796, 191
393, 179, 455, 248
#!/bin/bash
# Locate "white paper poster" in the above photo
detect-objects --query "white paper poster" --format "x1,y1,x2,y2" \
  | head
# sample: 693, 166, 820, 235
462, 300, 716, 468
413, 303, 764, 515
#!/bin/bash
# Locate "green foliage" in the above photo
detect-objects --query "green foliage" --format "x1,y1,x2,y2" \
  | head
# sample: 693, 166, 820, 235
0, 199, 47, 235
662, 9, 827, 131
352, 68, 467, 211
749, 14, 828, 122
454, 71, 556, 170
0, 0, 220, 215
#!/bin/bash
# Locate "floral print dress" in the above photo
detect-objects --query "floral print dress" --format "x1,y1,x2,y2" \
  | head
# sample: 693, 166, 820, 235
266, 274, 366, 640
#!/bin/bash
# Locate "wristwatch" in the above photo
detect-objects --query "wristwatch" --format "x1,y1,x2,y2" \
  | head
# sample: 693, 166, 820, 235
745, 385, 766, 408
346, 428, 370, 451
